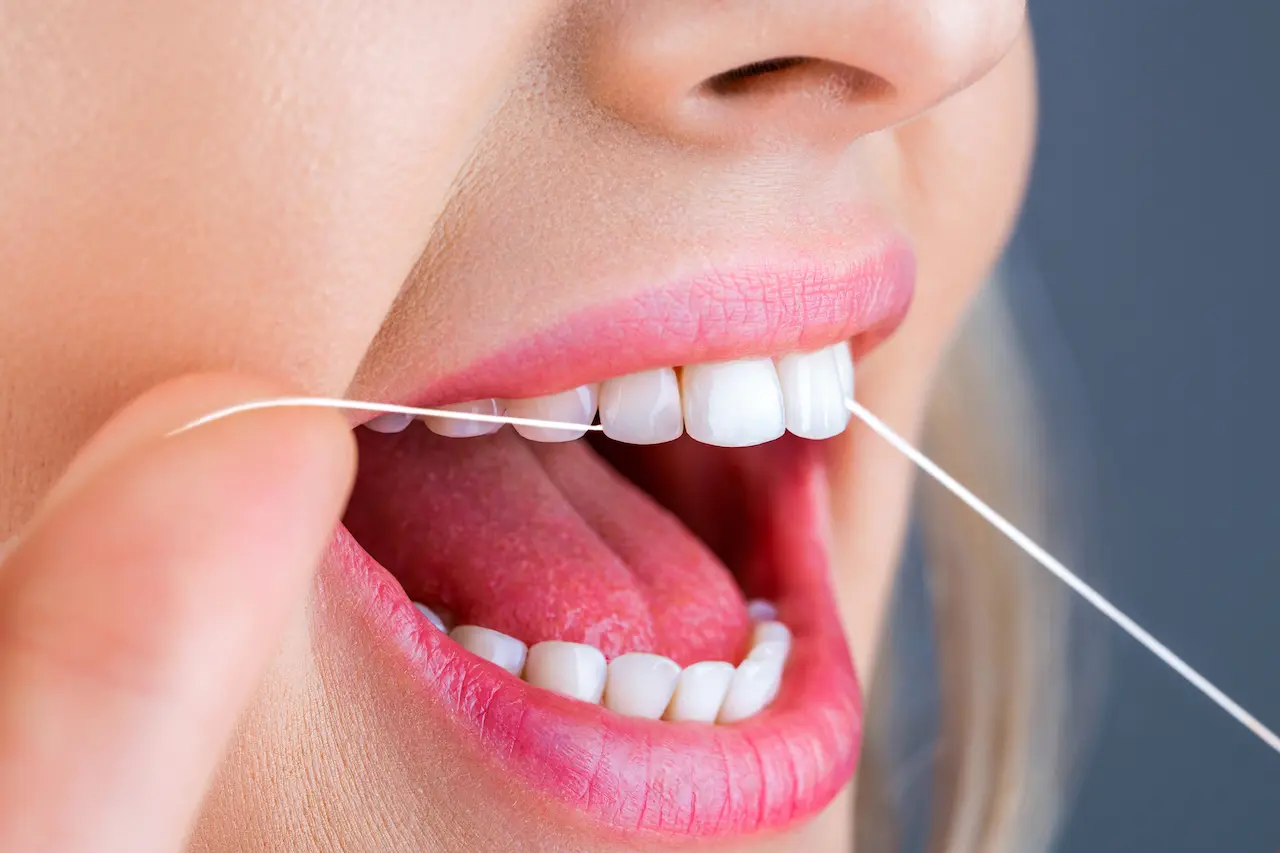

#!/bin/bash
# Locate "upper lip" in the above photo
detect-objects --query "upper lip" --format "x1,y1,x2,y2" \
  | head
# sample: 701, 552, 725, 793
357, 230, 913, 427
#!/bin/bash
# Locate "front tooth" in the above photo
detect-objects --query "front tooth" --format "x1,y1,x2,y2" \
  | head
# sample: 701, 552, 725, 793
450, 625, 528, 676
775, 349, 850, 440
680, 359, 785, 447
599, 368, 684, 445
831, 341, 854, 400
365, 413, 415, 434
716, 658, 784, 724
664, 661, 735, 723
506, 385, 599, 442
423, 399, 505, 438
524, 641, 607, 702
604, 653, 681, 718
412, 602, 447, 632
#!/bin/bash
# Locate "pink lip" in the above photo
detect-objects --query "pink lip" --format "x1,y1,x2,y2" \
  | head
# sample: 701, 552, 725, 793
332, 439, 861, 840
371, 232, 913, 419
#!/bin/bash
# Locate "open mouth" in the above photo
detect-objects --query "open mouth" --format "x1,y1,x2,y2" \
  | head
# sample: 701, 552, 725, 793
330, 243, 913, 841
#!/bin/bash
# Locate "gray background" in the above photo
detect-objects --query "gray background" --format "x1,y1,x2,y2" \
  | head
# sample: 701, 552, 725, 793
1023, 1, 1280, 849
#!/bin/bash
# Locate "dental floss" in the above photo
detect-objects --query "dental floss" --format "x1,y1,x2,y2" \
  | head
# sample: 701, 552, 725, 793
842, 396, 1280, 754
170, 397, 605, 437
172, 394, 1280, 755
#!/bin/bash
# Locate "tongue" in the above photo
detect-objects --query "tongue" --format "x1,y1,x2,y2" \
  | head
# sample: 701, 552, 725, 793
345, 428, 751, 665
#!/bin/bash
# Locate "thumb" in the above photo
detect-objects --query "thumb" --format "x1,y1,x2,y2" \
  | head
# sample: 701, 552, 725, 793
0, 374, 355, 853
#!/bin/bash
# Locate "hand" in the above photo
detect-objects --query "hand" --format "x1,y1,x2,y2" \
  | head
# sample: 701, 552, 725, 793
0, 375, 356, 853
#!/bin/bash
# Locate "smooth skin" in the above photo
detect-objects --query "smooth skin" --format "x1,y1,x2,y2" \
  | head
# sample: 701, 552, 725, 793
0, 2, 1035, 850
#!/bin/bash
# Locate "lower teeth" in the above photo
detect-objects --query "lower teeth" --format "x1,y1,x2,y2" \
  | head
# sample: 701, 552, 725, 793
412, 600, 790, 724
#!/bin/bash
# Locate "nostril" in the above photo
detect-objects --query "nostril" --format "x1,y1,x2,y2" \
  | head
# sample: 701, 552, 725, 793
701, 57, 893, 105
704, 57, 809, 94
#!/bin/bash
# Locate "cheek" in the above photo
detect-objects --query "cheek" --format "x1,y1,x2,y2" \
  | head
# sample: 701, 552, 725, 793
891, 24, 1036, 354
0, 5, 434, 389
0, 5, 412, 523
0, 0, 556, 524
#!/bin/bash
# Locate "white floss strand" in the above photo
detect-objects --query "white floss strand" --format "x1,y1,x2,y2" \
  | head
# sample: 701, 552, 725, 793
173, 394, 1280, 755
170, 397, 604, 437
842, 396, 1280, 755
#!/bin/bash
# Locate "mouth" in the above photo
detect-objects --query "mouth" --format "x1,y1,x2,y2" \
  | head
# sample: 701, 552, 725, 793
331, 240, 913, 841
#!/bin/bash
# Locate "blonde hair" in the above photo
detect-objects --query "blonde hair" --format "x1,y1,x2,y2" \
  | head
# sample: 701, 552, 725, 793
856, 269, 1081, 852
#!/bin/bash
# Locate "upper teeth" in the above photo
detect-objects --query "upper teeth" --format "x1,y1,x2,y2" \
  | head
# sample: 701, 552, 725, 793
506, 384, 598, 443
365, 341, 854, 447
598, 367, 683, 445
679, 357, 785, 447
364, 412, 417, 434
423, 399, 506, 439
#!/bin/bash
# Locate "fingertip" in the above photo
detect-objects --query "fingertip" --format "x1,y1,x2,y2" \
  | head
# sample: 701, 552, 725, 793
39, 373, 355, 521
163, 400, 359, 536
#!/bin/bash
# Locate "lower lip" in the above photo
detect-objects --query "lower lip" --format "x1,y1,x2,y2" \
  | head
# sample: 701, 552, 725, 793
329, 443, 862, 841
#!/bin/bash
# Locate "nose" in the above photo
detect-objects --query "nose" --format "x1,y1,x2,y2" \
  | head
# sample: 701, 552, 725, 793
579, 0, 1027, 147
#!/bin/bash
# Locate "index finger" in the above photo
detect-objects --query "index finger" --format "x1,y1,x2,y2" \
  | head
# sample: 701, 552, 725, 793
0, 376, 355, 853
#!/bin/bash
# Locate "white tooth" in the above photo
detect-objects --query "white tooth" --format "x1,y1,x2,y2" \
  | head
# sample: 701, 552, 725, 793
599, 368, 684, 445
748, 621, 792, 663
523, 641, 607, 702
423, 399, 505, 438
680, 359, 785, 448
752, 620, 792, 648
412, 602, 447, 632
747, 642, 790, 664
663, 661, 735, 723
450, 625, 528, 676
831, 341, 855, 400
775, 349, 850, 440
364, 413, 415, 434
745, 599, 778, 623
716, 658, 784, 724
506, 384, 599, 442
603, 653, 681, 719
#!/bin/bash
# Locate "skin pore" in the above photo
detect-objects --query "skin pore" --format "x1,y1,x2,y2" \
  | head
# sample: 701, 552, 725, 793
0, 2, 1035, 851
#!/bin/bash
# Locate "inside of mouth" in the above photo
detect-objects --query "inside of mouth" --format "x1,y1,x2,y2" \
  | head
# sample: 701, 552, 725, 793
343, 424, 813, 667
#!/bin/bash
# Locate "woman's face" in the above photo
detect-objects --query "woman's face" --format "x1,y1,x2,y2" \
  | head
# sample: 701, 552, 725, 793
0, 2, 1034, 850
